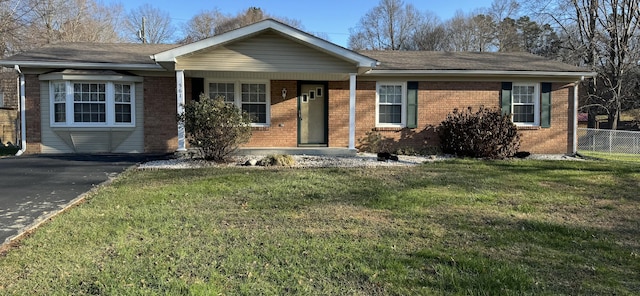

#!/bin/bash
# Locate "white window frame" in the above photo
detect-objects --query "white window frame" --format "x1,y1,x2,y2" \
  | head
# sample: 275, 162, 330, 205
49, 81, 136, 128
375, 81, 407, 128
205, 79, 271, 127
511, 82, 540, 127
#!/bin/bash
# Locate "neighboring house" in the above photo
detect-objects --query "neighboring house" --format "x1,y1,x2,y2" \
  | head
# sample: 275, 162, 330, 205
0, 19, 594, 155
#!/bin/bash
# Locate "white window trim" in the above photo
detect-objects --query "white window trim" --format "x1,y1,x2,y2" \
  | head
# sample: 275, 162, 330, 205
511, 82, 540, 127
375, 81, 407, 128
49, 80, 136, 128
205, 79, 271, 127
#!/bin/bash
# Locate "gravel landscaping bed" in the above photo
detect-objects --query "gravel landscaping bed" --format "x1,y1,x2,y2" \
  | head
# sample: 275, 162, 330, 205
137, 153, 582, 169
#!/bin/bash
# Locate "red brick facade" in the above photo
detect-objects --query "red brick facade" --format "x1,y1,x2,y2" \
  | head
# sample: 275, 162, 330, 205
143, 76, 179, 153
24, 74, 41, 153
242, 80, 574, 154
20, 75, 577, 155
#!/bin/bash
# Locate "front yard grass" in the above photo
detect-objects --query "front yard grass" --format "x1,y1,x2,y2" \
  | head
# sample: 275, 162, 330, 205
0, 159, 638, 295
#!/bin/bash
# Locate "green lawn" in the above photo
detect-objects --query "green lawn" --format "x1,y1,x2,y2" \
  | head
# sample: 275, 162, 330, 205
0, 159, 638, 295
580, 150, 640, 163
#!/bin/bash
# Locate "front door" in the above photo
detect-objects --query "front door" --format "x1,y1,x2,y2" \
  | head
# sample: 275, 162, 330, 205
298, 84, 327, 145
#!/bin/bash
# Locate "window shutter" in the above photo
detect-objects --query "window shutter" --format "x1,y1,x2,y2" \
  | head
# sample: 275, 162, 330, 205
406, 81, 418, 128
501, 82, 512, 116
541, 82, 552, 128
191, 78, 204, 101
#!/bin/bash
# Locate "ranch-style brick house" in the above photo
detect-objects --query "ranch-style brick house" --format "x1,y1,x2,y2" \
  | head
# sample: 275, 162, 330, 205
0, 19, 594, 156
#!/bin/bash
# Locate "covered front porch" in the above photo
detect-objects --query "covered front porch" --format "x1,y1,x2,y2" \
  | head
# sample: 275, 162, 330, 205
150, 19, 378, 154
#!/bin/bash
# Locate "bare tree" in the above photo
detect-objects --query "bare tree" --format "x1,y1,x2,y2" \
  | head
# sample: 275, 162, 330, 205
123, 3, 176, 44
16, 0, 122, 51
179, 7, 306, 43
410, 12, 447, 50
181, 9, 227, 43
531, 0, 640, 129
444, 11, 477, 51
348, 0, 422, 50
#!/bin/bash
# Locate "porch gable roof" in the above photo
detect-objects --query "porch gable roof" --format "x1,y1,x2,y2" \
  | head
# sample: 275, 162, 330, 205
152, 19, 379, 70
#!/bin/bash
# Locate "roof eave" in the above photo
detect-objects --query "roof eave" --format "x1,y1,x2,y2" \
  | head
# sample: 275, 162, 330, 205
366, 69, 597, 78
0, 60, 166, 71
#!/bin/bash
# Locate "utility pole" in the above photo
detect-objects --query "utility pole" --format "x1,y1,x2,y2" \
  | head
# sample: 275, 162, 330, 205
138, 16, 147, 44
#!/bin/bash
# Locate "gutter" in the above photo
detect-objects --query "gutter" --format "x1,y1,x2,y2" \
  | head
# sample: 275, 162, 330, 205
0, 61, 166, 71
14, 65, 26, 156
573, 76, 584, 155
365, 69, 597, 78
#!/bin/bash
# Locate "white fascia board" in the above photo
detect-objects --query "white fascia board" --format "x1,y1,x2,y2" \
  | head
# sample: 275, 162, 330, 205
152, 19, 378, 68
0, 60, 165, 71
366, 69, 597, 78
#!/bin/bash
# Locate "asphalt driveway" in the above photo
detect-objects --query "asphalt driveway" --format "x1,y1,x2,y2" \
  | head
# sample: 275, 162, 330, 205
0, 154, 165, 247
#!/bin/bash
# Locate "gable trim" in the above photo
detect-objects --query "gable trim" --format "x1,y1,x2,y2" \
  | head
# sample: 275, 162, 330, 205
152, 19, 378, 69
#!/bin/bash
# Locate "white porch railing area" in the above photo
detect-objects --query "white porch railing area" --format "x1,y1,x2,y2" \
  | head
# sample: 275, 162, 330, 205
578, 128, 640, 154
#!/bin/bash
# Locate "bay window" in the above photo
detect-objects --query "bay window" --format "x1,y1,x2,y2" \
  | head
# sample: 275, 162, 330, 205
50, 81, 135, 127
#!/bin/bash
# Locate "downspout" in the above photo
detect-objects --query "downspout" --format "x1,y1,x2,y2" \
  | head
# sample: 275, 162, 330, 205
14, 65, 26, 156
572, 77, 584, 156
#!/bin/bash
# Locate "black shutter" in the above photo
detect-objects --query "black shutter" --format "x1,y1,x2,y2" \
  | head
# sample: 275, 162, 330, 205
407, 82, 418, 128
191, 78, 204, 101
501, 82, 512, 116
541, 82, 552, 128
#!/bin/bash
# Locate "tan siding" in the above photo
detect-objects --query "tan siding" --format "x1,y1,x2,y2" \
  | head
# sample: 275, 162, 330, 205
40, 81, 75, 153
40, 81, 145, 153
112, 83, 144, 152
177, 31, 356, 73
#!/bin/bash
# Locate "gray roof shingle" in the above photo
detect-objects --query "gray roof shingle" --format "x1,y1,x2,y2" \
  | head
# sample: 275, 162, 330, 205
2, 42, 589, 74
358, 50, 587, 72
2, 43, 179, 65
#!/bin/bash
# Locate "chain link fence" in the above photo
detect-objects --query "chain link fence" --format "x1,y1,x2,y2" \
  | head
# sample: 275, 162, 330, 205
578, 128, 640, 154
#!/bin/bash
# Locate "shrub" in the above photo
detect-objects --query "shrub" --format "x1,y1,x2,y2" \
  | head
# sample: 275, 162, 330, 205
259, 154, 295, 167
358, 131, 388, 153
177, 94, 252, 162
438, 106, 520, 159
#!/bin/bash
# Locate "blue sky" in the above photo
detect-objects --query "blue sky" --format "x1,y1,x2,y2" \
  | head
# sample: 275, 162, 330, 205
111, 0, 495, 46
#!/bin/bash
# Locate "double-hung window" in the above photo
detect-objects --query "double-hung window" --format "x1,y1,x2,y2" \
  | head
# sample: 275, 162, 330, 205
502, 82, 552, 128
206, 81, 270, 126
511, 83, 539, 125
50, 81, 135, 127
208, 82, 235, 104
376, 82, 406, 127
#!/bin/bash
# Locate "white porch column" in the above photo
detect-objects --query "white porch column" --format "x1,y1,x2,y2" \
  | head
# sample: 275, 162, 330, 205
348, 73, 357, 150
176, 70, 187, 152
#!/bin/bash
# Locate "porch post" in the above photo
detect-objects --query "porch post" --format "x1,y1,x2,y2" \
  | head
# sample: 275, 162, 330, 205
176, 70, 187, 152
348, 73, 357, 150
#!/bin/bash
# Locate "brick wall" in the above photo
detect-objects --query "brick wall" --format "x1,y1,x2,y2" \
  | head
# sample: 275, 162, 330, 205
24, 74, 41, 153
243, 80, 298, 147
144, 76, 178, 152
351, 81, 573, 155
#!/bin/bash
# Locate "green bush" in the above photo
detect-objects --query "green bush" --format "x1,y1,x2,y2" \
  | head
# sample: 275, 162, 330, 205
177, 94, 252, 162
438, 106, 520, 159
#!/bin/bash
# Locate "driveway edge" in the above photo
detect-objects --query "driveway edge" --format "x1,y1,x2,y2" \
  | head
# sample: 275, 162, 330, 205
0, 165, 137, 254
